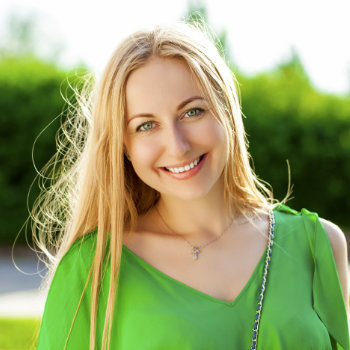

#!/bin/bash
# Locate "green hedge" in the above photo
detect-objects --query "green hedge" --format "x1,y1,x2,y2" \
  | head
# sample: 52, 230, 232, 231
0, 57, 69, 244
1, 56, 349, 244
238, 58, 350, 228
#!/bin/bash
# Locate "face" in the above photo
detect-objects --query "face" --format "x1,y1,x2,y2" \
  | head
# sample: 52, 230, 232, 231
124, 56, 228, 201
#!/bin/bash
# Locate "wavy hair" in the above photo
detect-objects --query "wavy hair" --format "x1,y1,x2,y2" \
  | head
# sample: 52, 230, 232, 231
31, 22, 286, 349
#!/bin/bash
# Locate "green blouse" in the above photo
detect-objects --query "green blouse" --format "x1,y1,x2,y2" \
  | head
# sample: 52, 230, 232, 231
37, 205, 350, 349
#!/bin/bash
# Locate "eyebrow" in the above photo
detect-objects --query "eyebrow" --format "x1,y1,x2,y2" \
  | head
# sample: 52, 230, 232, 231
126, 96, 205, 124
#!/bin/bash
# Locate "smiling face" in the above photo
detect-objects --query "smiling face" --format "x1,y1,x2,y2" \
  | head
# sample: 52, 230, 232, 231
124, 56, 228, 201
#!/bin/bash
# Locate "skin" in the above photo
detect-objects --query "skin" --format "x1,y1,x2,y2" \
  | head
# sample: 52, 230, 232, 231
319, 219, 349, 315
124, 56, 231, 235
123, 56, 349, 313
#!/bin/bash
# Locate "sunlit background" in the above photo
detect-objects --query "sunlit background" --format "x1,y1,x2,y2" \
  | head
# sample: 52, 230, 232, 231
1, 1, 350, 348
1, 0, 350, 94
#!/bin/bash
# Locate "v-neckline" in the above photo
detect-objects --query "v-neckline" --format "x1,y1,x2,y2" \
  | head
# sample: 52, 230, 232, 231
122, 208, 278, 307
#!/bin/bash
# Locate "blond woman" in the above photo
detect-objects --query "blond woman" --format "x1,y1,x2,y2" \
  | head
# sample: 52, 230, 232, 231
35, 23, 349, 350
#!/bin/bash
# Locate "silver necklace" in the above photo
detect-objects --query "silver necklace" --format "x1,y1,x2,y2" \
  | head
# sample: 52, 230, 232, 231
155, 206, 233, 261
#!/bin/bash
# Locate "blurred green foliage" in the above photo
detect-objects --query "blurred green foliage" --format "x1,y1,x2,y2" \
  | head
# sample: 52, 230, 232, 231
237, 54, 350, 228
184, 1, 350, 229
0, 52, 349, 244
0, 56, 72, 244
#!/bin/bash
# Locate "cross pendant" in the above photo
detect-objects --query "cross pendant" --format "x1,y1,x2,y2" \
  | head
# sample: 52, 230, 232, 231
191, 247, 200, 260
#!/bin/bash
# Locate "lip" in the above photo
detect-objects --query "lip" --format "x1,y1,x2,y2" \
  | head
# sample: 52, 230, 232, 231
159, 153, 207, 180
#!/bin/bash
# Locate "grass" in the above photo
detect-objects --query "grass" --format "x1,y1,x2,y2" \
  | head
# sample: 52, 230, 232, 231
0, 318, 41, 350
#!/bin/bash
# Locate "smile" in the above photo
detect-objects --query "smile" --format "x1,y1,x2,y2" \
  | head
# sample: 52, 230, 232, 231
159, 154, 207, 180
164, 155, 204, 173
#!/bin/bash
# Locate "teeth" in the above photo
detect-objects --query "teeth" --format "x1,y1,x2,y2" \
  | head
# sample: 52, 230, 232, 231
166, 156, 201, 173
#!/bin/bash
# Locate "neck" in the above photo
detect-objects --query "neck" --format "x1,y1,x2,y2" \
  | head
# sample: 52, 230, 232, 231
155, 181, 233, 240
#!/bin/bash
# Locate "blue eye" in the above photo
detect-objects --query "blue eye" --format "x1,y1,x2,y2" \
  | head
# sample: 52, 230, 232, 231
137, 121, 154, 132
185, 108, 204, 118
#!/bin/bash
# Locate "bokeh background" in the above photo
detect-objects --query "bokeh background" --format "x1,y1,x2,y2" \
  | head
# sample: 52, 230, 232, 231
1, 0, 350, 245
0, 0, 350, 348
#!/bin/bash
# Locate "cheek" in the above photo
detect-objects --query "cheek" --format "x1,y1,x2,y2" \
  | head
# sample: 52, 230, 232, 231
128, 137, 161, 174
194, 118, 228, 150
197, 119, 229, 174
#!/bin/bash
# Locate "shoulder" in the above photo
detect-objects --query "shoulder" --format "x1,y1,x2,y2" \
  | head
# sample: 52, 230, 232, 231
318, 218, 348, 258
274, 204, 348, 261
275, 204, 348, 260
318, 218, 348, 283
61, 229, 98, 265
49, 230, 98, 288
275, 204, 349, 311
37, 231, 98, 349
319, 218, 349, 313
273, 203, 309, 227
43, 230, 98, 311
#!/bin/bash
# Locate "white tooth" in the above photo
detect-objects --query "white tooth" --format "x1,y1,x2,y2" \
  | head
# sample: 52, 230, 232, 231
166, 156, 202, 174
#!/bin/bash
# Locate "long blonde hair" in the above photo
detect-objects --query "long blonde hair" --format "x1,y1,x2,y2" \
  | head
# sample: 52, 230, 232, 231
32, 22, 282, 349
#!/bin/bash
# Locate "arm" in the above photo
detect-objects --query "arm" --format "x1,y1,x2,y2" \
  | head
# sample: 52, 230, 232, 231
319, 218, 349, 315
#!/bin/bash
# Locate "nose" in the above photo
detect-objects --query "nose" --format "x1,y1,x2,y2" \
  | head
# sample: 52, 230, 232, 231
165, 123, 191, 157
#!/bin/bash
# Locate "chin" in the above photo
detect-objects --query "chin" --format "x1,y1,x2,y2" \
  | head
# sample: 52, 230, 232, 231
160, 181, 220, 202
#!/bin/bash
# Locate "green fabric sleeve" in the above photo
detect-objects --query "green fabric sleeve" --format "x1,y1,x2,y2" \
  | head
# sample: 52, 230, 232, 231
301, 208, 350, 350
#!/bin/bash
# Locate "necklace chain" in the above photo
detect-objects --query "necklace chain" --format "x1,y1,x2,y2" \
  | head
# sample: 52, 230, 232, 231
251, 208, 275, 350
155, 206, 233, 260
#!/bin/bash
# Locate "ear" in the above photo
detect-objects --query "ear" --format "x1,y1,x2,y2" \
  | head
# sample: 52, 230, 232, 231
123, 145, 131, 160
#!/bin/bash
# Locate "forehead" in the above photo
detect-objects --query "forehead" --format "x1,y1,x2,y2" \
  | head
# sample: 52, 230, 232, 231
125, 57, 203, 117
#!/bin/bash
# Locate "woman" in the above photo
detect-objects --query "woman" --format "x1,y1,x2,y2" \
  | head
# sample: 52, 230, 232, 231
35, 23, 349, 349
